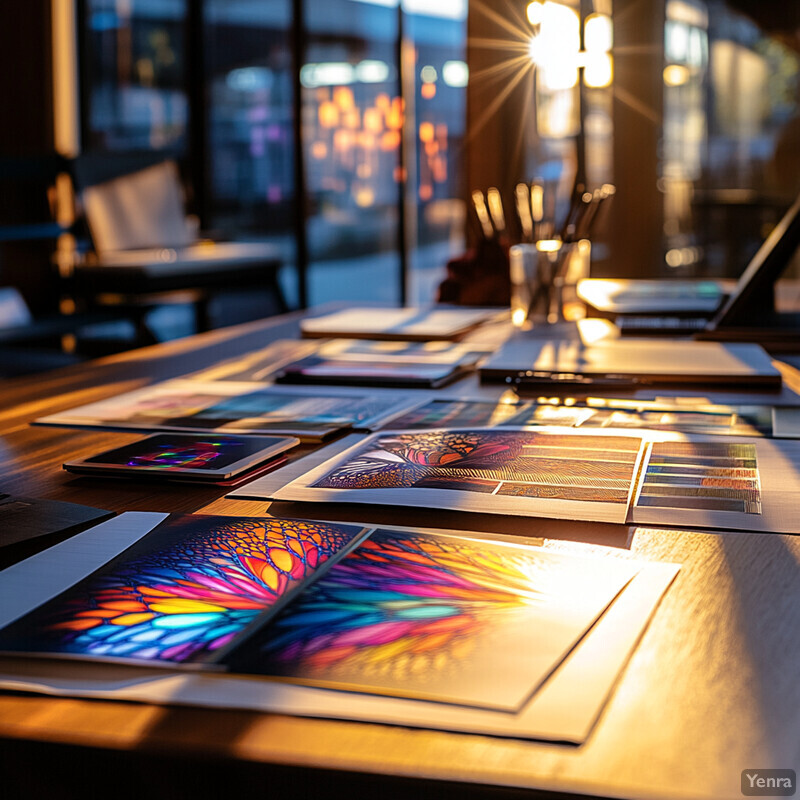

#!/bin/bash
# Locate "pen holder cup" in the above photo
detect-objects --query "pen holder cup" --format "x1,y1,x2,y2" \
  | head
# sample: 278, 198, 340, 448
510, 239, 591, 327
549, 238, 591, 323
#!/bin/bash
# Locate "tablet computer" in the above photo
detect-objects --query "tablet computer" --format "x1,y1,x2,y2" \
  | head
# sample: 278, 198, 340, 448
63, 433, 299, 481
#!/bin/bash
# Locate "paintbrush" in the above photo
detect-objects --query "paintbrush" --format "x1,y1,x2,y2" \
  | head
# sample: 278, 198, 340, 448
515, 183, 534, 242
541, 179, 558, 240
560, 181, 586, 242
569, 191, 595, 241
471, 189, 495, 239
486, 187, 507, 235
530, 181, 544, 241
586, 183, 616, 238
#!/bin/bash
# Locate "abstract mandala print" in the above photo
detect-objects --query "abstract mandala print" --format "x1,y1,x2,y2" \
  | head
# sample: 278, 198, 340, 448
0, 516, 361, 664
229, 529, 549, 690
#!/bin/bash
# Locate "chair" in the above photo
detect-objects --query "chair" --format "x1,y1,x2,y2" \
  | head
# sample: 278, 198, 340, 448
69, 159, 288, 341
0, 286, 96, 376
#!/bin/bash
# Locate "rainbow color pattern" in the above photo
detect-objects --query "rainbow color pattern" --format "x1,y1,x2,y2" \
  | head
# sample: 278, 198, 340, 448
229, 529, 548, 692
125, 441, 227, 469
0, 516, 362, 664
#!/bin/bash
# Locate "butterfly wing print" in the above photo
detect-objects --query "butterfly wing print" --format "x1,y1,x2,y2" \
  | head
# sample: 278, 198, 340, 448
315, 430, 526, 489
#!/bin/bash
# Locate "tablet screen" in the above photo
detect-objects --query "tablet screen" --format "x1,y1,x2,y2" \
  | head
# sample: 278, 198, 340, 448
81, 433, 293, 474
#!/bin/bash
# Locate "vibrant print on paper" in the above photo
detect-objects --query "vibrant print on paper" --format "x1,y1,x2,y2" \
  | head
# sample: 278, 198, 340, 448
313, 429, 641, 503
190, 391, 395, 427
637, 441, 762, 514
0, 516, 362, 664
229, 529, 551, 699
385, 400, 532, 430
380, 398, 774, 437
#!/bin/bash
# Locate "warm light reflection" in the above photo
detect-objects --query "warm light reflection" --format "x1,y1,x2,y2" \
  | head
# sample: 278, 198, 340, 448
354, 186, 376, 207
577, 317, 617, 345
663, 63, 690, 86
512, 308, 528, 327
380, 130, 401, 150
364, 107, 383, 133
319, 101, 339, 128
536, 238, 562, 252
442, 60, 468, 87
334, 86, 356, 110
529, 2, 580, 90
583, 12, 613, 88
526, 1, 544, 26
584, 13, 613, 53
527, 0, 614, 123
387, 99, 404, 129
584, 53, 613, 88
421, 82, 437, 99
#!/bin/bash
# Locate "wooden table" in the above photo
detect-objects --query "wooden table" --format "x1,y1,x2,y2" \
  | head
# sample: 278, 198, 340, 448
2, 311, 800, 800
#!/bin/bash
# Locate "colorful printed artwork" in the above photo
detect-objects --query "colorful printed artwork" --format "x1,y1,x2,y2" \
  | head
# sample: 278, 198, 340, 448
40, 380, 406, 438
576, 405, 773, 436
312, 429, 642, 503
0, 516, 364, 664
117, 392, 224, 425
384, 400, 532, 430
187, 391, 395, 429
636, 441, 762, 514
379, 398, 775, 438
228, 528, 637, 709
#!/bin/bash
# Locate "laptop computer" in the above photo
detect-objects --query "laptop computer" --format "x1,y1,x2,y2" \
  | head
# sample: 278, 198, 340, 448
578, 191, 800, 343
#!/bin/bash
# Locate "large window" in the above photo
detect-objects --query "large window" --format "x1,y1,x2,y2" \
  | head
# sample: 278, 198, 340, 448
663, 0, 800, 277
405, 1, 468, 303
79, 0, 469, 309
204, 1, 296, 299
303, 0, 402, 305
83, 0, 188, 153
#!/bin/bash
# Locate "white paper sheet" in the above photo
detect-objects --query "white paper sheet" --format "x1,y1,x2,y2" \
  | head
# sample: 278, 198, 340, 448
244, 426, 800, 535
629, 435, 800, 534
229, 433, 366, 501
300, 307, 504, 340
270, 427, 648, 524
0, 512, 679, 743
35, 379, 417, 439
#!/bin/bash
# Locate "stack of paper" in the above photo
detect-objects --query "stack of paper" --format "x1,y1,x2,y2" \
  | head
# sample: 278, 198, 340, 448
35, 380, 413, 441
236, 426, 800, 535
0, 512, 678, 743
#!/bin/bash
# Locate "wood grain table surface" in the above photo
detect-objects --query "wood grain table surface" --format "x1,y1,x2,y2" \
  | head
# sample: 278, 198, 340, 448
1, 310, 800, 800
